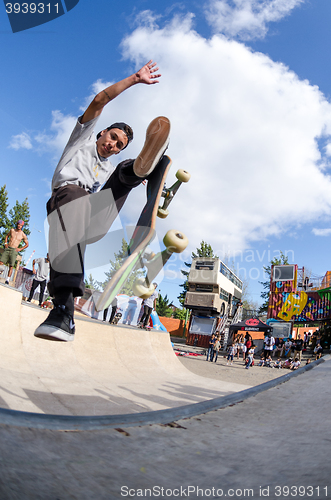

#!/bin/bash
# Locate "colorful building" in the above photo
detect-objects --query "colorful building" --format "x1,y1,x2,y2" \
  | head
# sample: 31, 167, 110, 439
267, 264, 331, 323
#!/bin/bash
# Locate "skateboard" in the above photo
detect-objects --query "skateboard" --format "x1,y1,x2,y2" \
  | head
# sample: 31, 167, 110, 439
95, 155, 190, 311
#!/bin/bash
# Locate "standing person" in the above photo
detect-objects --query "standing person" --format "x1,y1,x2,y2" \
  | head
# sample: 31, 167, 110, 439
103, 296, 118, 324
245, 345, 256, 369
206, 334, 216, 362
263, 333, 275, 360
226, 344, 235, 366
213, 336, 221, 363
27, 254, 50, 307
241, 343, 247, 363
0, 220, 29, 285
284, 338, 292, 358
34, 60, 170, 342
292, 334, 303, 362
245, 333, 252, 351
139, 283, 158, 329
303, 331, 308, 350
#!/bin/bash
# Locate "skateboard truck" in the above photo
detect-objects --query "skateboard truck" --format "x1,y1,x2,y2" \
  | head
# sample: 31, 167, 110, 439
157, 169, 191, 219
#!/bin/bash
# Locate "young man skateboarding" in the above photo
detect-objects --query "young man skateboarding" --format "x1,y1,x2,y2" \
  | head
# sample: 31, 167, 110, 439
0, 220, 29, 284
34, 60, 170, 342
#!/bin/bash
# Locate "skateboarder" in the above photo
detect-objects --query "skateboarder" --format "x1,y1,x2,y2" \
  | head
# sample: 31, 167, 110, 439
0, 220, 29, 284
138, 283, 158, 329
34, 60, 170, 342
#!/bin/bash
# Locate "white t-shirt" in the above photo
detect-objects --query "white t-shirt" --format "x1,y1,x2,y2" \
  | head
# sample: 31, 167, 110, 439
34, 258, 50, 282
264, 336, 275, 351
52, 116, 115, 193
143, 290, 158, 308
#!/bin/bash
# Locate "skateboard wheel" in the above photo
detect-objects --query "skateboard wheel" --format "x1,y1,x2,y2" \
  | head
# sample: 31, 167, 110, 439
157, 207, 169, 219
133, 278, 155, 299
176, 169, 191, 183
163, 229, 188, 253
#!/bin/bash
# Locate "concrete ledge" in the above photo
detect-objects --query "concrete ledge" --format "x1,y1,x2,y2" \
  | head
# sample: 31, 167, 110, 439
1, 354, 328, 431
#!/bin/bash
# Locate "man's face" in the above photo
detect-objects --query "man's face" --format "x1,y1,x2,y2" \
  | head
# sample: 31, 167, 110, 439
16, 223, 23, 230
96, 128, 128, 158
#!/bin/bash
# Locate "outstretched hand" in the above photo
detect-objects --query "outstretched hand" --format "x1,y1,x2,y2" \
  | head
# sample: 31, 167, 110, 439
136, 60, 161, 84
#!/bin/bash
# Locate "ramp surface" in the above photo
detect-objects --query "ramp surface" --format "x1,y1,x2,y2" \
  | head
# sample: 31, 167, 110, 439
0, 284, 249, 417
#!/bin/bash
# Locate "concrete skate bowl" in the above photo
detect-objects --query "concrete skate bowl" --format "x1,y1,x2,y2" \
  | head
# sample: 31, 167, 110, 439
0, 283, 257, 431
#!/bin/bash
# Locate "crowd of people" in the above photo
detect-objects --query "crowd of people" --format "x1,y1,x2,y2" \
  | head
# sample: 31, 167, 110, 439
206, 329, 324, 370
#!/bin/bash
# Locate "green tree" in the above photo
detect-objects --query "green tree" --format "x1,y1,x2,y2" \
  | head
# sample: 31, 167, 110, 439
177, 240, 217, 306
156, 293, 173, 317
0, 185, 9, 244
99, 239, 144, 296
85, 273, 101, 290
173, 307, 189, 321
258, 251, 289, 314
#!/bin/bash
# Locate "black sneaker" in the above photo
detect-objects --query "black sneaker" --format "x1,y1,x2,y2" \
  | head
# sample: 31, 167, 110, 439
34, 303, 75, 342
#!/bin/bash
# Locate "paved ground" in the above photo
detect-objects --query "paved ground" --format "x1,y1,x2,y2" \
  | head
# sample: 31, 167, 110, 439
176, 344, 319, 385
0, 284, 330, 499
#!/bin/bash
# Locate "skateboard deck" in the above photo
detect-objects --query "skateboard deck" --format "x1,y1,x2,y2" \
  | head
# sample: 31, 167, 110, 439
96, 156, 172, 311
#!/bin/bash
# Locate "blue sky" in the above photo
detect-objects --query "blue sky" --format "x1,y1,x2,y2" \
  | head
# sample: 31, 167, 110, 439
1, 0, 331, 307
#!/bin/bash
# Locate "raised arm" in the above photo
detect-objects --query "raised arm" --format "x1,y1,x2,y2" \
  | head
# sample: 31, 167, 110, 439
81, 60, 161, 124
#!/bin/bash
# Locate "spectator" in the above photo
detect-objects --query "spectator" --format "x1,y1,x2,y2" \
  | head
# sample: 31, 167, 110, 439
263, 333, 275, 359
292, 334, 304, 362
241, 343, 247, 363
273, 358, 282, 369
206, 334, 216, 362
282, 358, 293, 369
213, 336, 221, 363
139, 283, 158, 329
314, 343, 323, 360
226, 344, 235, 366
275, 338, 284, 358
284, 338, 292, 358
265, 355, 273, 368
290, 358, 301, 370
245, 345, 256, 369
27, 254, 50, 307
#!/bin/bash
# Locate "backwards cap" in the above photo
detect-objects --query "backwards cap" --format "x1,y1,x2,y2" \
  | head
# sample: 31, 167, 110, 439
97, 122, 133, 150
17, 220, 24, 226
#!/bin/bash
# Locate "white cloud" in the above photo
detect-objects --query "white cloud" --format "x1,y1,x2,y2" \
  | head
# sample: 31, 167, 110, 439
9, 132, 33, 150
34, 110, 77, 158
312, 228, 331, 237
205, 0, 304, 40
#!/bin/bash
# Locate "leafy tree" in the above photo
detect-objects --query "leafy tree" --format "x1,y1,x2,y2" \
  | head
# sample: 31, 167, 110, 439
99, 238, 144, 296
178, 240, 217, 306
156, 293, 173, 317
85, 273, 101, 290
258, 251, 289, 314
0, 185, 9, 243
173, 307, 189, 321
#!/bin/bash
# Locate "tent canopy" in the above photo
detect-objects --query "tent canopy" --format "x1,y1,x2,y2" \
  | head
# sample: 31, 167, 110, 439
229, 318, 273, 334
